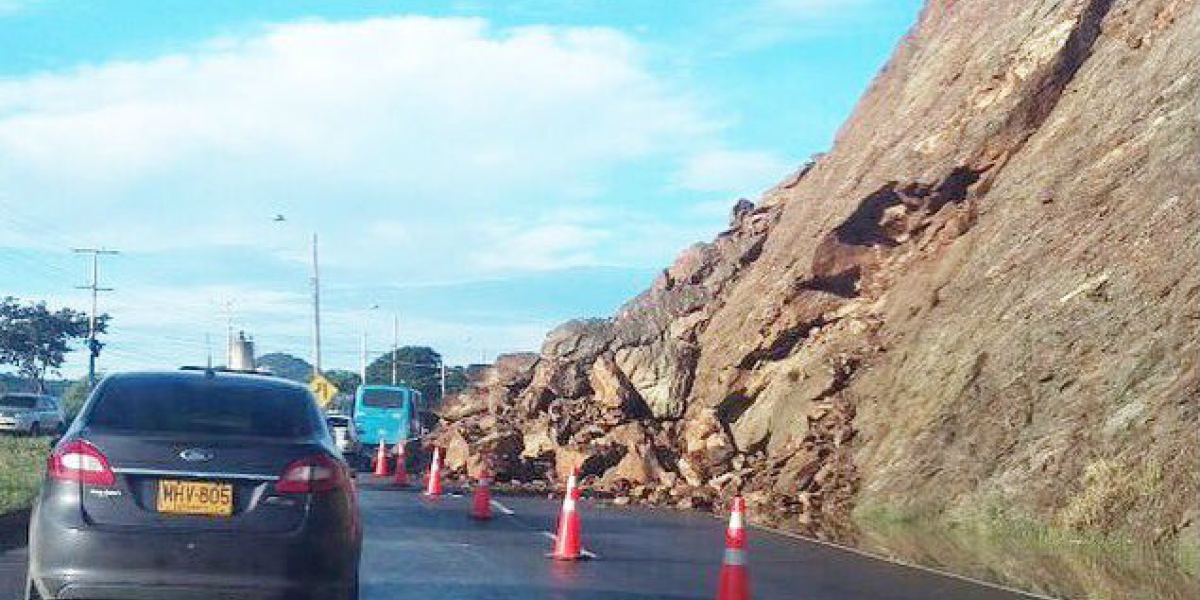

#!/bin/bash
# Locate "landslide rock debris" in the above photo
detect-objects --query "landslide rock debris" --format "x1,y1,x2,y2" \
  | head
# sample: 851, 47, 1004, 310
431, 0, 1198, 545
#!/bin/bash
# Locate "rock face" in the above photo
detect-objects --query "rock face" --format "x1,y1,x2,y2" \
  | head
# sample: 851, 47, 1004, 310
432, 0, 1198, 545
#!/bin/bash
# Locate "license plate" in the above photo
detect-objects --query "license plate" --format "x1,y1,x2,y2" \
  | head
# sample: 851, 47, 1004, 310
157, 480, 233, 517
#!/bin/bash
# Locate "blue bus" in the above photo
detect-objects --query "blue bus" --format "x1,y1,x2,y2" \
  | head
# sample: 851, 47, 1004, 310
352, 385, 419, 450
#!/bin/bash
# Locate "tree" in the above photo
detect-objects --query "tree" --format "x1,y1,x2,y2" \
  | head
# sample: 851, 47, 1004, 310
366, 346, 452, 405
256, 353, 314, 383
0, 297, 104, 392
324, 369, 361, 394
61, 377, 92, 420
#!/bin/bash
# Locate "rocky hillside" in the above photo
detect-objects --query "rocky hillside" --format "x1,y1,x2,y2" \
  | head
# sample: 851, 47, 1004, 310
432, 0, 1198, 547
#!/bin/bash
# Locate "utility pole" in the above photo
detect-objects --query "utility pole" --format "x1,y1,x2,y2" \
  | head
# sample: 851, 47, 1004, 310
310, 233, 322, 377
390, 314, 399, 386
74, 248, 118, 387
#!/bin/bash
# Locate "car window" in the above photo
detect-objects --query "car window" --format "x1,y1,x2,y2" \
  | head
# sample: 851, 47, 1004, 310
87, 378, 319, 438
0, 395, 36, 409
327, 416, 349, 427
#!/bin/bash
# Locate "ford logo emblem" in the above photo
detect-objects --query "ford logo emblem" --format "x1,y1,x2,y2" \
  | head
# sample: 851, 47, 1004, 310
179, 448, 215, 462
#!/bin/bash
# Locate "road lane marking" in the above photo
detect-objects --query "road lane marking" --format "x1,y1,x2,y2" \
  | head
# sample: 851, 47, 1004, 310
539, 531, 599, 559
751, 523, 1058, 600
490, 499, 516, 515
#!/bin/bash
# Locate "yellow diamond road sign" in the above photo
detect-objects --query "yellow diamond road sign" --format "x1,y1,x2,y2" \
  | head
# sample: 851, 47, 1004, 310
309, 373, 339, 408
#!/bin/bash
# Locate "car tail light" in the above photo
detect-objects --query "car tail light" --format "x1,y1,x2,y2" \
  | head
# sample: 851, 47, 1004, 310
276, 454, 348, 494
48, 440, 116, 486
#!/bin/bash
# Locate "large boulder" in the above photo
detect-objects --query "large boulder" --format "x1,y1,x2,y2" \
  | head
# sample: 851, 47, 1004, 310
600, 443, 668, 487
530, 359, 592, 399
614, 343, 697, 420
521, 422, 558, 460
440, 427, 473, 473
555, 443, 626, 480
491, 352, 540, 390
588, 353, 648, 415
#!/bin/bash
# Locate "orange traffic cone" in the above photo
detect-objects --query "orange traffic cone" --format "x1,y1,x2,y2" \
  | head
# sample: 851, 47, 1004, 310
470, 466, 493, 521
372, 441, 390, 478
424, 447, 443, 497
549, 469, 584, 560
716, 497, 750, 600
392, 443, 409, 487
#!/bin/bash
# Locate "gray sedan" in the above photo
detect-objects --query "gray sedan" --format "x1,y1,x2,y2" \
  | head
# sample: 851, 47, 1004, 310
0, 394, 65, 436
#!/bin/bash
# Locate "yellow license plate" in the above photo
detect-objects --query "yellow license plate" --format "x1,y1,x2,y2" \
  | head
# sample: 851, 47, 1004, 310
156, 480, 234, 517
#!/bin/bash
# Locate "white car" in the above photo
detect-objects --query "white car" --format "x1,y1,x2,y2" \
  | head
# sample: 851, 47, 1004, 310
326, 413, 362, 460
0, 393, 66, 436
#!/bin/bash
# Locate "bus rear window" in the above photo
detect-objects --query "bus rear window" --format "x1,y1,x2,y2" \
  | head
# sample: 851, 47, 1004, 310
361, 389, 406, 409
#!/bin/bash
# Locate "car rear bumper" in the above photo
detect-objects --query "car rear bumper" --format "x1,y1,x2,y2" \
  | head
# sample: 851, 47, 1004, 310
30, 520, 358, 600
0, 421, 31, 433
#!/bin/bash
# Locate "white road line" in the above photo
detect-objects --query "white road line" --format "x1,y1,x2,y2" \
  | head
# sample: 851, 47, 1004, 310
540, 531, 599, 559
490, 499, 516, 515
750, 523, 1060, 600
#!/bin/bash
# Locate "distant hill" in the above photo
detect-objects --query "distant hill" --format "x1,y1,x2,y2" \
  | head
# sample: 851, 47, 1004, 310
256, 353, 313, 383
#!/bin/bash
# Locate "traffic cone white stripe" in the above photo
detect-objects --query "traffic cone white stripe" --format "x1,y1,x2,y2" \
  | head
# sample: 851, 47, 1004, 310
723, 548, 747, 566
729, 511, 744, 531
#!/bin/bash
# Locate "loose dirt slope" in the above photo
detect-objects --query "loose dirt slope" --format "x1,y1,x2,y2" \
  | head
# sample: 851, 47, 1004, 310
434, 0, 1198, 549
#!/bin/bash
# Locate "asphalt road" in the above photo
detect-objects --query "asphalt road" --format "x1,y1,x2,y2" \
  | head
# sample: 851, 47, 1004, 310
0, 481, 1043, 600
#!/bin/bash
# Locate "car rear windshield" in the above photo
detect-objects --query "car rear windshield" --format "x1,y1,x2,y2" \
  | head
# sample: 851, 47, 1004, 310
361, 389, 407, 409
327, 416, 349, 427
0, 396, 36, 409
87, 378, 318, 438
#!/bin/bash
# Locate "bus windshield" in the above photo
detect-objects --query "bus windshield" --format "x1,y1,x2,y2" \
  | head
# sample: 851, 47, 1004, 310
361, 388, 406, 409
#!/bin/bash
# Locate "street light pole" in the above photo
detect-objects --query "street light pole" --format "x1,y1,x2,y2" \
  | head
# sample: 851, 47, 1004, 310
360, 304, 378, 386
390, 314, 399, 386
310, 233, 322, 377
360, 328, 368, 385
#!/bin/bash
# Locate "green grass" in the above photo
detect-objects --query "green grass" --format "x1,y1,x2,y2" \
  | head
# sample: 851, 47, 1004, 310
0, 436, 49, 515
1177, 536, 1199, 578
853, 499, 1199, 600
856, 496, 1145, 561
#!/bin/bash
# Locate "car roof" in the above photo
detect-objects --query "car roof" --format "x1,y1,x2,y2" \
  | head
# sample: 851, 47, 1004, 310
102, 370, 313, 395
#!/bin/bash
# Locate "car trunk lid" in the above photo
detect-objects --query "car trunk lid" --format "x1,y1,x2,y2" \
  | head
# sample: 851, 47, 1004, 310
78, 431, 324, 533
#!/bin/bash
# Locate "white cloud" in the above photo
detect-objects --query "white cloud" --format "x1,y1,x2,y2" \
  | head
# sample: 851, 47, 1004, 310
0, 0, 33, 16
674, 148, 791, 195
0, 16, 721, 278
719, 0, 892, 50
0, 15, 804, 376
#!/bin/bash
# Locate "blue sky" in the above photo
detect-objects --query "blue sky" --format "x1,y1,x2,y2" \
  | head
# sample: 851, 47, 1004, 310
0, 0, 923, 378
